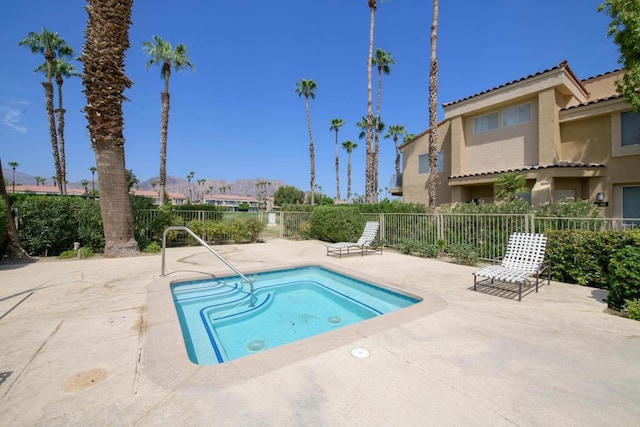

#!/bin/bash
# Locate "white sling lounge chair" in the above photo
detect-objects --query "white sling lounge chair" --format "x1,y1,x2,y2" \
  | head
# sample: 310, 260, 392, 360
326, 221, 382, 258
473, 232, 550, 301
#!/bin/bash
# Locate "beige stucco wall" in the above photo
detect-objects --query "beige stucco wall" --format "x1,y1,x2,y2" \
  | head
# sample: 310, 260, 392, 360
463, 97, 539, 174
577, 70, 623, 106
560, 115, 611, 163
400, 121, 452, 206
559, 111, 640, 216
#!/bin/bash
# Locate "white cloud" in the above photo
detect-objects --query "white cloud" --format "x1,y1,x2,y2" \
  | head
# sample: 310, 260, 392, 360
1, 106, 27, 134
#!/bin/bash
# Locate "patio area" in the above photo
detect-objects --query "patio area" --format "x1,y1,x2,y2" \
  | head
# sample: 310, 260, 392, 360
1, 239, 639, 425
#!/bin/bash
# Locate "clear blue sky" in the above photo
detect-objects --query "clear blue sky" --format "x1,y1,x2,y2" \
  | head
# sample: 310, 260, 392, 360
0, 0, 620, 198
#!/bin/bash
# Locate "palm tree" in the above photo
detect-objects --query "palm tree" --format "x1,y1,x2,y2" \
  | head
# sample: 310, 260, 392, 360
494, 172, 529, 202
342, 140, 358, 203
89, 166, 97, 192
385, 124, 406, 177
35, 58, 81, 195
372, 48, 394, 201
365, 1, 378, 203
80, 0, 139, 257
295, 78, 318, 205
34, 176, 43, 186
186, 171, 195, 201
143, 35, 194, 206
372, 118, 385, 202
150, 180, 158, 192
330, 118, 345, 201
0, 159, 28, 258
426, 0, 439, 212
80, 179, 90, 194
8, 161, 18, 194
19, 28, 73, 195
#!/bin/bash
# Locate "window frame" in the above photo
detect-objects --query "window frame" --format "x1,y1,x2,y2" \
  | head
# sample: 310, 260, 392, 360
503, 103, 532, 128
474, 111, 499, 134
418, 151, 444, 175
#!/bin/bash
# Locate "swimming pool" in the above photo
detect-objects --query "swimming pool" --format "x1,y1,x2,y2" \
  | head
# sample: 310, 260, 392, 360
171, 266, 421, 365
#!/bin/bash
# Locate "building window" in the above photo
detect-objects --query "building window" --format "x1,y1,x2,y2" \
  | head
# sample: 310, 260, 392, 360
621, 111, 640, 146
503, 103, 531, 127
474, 112, 499, 134
418, 151, 444, 174
623, 186, 640, 225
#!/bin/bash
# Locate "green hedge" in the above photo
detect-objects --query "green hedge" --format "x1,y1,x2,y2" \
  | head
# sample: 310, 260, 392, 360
309, 206, 363, 242
0, 197, 7, 258
12, 196, 103, 256
546, 229, 640, 309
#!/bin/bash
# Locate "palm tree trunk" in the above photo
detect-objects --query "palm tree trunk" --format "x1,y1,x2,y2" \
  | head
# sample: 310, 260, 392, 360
365, 4, 375, 203
0, 159, 29, 258
347, 152, 352, 203
159, 91, 170, 205
94, 144, 138, 256
374, 66, 383, 203
426, 0, 439, 212
81, 0, 138, 257
305, 96, 315, 205
43, 81, 63, 194
55, 76, 67, 194
335, 130, 341, 201
394, 136, 401, 176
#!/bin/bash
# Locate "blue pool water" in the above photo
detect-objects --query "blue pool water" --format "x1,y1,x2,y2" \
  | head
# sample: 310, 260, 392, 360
171, 266, 420, 365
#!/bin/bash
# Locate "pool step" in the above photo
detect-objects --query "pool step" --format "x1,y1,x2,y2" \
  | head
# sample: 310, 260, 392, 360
172, 280, 250, 304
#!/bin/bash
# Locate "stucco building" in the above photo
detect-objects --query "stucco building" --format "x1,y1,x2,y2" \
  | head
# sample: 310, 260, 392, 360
397, 61, 640, 219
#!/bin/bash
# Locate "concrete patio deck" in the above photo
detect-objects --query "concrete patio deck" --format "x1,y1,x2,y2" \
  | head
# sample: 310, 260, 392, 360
1, 239, 639, 426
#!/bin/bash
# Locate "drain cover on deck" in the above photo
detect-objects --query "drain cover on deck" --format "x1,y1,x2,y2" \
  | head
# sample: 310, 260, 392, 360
351, 348, 370, 359
62, 368, 106, 391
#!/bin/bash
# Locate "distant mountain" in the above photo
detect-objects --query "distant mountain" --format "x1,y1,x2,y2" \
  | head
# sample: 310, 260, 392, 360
139, 176, 289, 198
2, 168, 291, 198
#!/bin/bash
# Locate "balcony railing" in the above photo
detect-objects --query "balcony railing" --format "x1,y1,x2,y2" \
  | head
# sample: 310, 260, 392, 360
389, 173, 402, 195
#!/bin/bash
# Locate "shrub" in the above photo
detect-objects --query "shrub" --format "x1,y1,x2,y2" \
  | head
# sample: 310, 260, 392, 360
309, 206, 363, 242
14, 196, 79, 256
229, 219, 248, 242
625, 299, 640, 321
546, 230, 611, 287
606, 245, 640, 310
57, 246, 94, 259
79, 246, 94, 258
142, 242, 162, 253
58, 249, 77, 259
394, 239, 419, 255
74, 199, 104, 251
546, 229, 640, 289
448, 243, 478, 266
0, 197, 7, 258
244, 217, 266, 242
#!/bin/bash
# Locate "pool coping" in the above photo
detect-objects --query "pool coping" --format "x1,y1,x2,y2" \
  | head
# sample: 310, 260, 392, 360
145, 261, 447, 390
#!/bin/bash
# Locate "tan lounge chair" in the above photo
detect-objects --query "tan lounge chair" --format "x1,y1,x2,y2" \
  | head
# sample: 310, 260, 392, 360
473, 232, 550, 301
326, 221, 382, 258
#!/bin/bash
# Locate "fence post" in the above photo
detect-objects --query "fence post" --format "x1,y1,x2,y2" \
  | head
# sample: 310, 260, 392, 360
527, 214, 534, 233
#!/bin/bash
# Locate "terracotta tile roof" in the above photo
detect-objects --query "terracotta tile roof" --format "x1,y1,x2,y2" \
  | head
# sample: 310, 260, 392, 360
581, 68, 623, 82
204, 194, 257, 202
561, 93, 624, 111
131, 189, 186, 198
11, 185, 85, 195
448, 161, 605, 180
442, 61, 587, 108
398, 120, 447, 150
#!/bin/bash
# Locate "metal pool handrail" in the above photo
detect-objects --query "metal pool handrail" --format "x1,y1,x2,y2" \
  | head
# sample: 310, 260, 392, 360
161, 226, 256, 306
